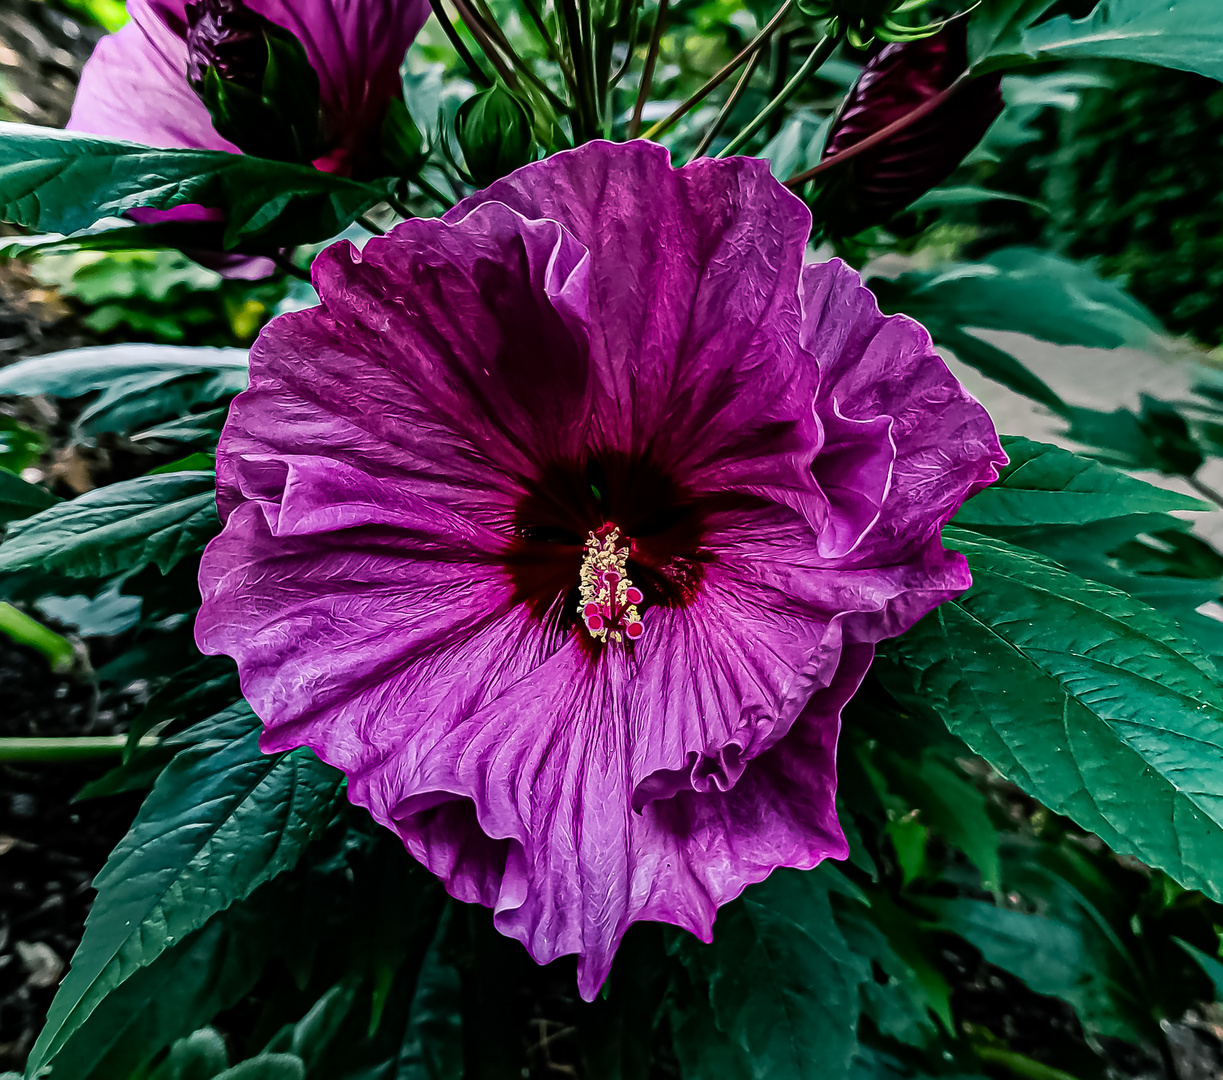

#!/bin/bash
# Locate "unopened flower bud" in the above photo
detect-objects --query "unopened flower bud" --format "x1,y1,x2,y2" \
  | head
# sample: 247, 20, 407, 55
814, 22, 1003, 237
186, 0, 322, 163
454, 84, 535, 187
798, 0, 939, 48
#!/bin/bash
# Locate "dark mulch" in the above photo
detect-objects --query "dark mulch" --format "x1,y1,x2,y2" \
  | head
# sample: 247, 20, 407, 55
0, 640, 143, 1072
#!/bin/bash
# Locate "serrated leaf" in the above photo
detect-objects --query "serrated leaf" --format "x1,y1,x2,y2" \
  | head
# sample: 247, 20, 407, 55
0, 466, 59, 525
26, 725, 342, 1077
672, 867, 869, 1080
882, 528, 1223, 908
0, 343, 247, 399
955, 436, 1206, 527
0, 472, 218, 578
1022, 0, 1223, 83
44, 888, 281, 1080
0, 123, 382, 247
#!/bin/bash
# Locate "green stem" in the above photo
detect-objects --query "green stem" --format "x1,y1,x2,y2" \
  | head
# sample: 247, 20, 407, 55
0, 602, 74, 673
0, 736, 159, 763
519, 0, 579, 98
629, 0, 669, 138
427, 0, 493, 87
717, 32, 838, 158
449, 0, 521, 89
688, 46, 762, 161
557, 0, 595, 139
975, 1047, 1083, 1080
641, 0, 795, 141
469, 0, 571, 113
411, 174, 456, 210
270, 250, 311, 281
357, 212, 386, 236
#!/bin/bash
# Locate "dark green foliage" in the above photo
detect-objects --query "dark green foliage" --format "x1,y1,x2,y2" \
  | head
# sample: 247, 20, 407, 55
1037, 64, 1223, 346
0, 123, 384, 247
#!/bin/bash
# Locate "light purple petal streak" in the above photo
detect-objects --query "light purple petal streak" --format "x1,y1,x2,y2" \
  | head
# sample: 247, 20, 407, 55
196, 141, 1004, 997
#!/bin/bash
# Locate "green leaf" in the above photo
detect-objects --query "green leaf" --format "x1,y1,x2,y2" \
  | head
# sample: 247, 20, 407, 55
921, 897, 1146, 1039
44, 887, 282, 1080
0, 124, 384, 247
833, 894, 951, 1046
0, 416, 46, 474
954, 436, 1207, 528
882, 528, 1223, 908
26, 725, 342, 1077
0, 472, 218, 578
967, 0, 1060, 70
869, 248, 1172, 411
671, 995, 754, 1080
1174, 937, 1223, 999
0, 343, 247, 399
0, 465, 59, 525
672, 867, 869, 1080
1022, 0, 1223, 83
395, 907, 463, 1080
149, 1028, 230, 1080
907, 186, 1047, 212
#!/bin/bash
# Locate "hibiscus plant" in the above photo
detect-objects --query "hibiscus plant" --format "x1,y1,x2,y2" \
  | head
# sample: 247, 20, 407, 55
3, 0, 1223, 1077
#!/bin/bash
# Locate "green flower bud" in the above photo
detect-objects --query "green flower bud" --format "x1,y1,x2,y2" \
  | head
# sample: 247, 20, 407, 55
797, 0, 940, 48
187, 0, 322, 163
454, 84, 535, 187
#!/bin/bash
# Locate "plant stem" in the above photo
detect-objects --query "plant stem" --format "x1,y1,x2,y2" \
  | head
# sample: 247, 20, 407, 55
427, 0, 493, 87
974, 1047, 1083, 1080
469, 0, 571, 112
717, 31, 837, 157
412, 174, 457, 210
640, 0, 795, 141
557, 0, 596, 139
1188, 473, 1223, 511
519, 0, 580, 99
0, 736, 160, 763
449, 0, 521, 89
0, 602, 73, 672
688, 47, 762, 161
785, 70, 970, 188
357, 212, 387, 235
270, 250, 311, 282
629, 0, 669, 138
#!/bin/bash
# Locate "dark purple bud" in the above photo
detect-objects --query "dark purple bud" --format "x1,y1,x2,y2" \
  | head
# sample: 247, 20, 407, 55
817, 22, 1003, 236
186, 0, 274, 91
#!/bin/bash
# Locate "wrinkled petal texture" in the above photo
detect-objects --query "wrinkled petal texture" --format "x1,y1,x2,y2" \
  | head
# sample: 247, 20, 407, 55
196, 142, 1003, 998
68, 0, 429, 170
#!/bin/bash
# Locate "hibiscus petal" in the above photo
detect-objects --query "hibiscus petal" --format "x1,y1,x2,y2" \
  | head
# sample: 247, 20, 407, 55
802, 259, 1006, 565
448, 142, 828, 532
69, 0, 234, 152
217, 203, 594, 522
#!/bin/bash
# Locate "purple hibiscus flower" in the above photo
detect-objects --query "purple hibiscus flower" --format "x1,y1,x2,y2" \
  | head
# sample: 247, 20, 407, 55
195, 140, 1004, 997
67, 0, 429, 274
69, 0, 428, 175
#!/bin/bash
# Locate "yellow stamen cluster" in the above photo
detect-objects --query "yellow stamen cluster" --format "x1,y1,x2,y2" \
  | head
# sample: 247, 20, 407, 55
579, 526, 645, 643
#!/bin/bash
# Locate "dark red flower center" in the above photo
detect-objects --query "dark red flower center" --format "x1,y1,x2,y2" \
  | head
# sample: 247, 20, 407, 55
506, 451, 714, 641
